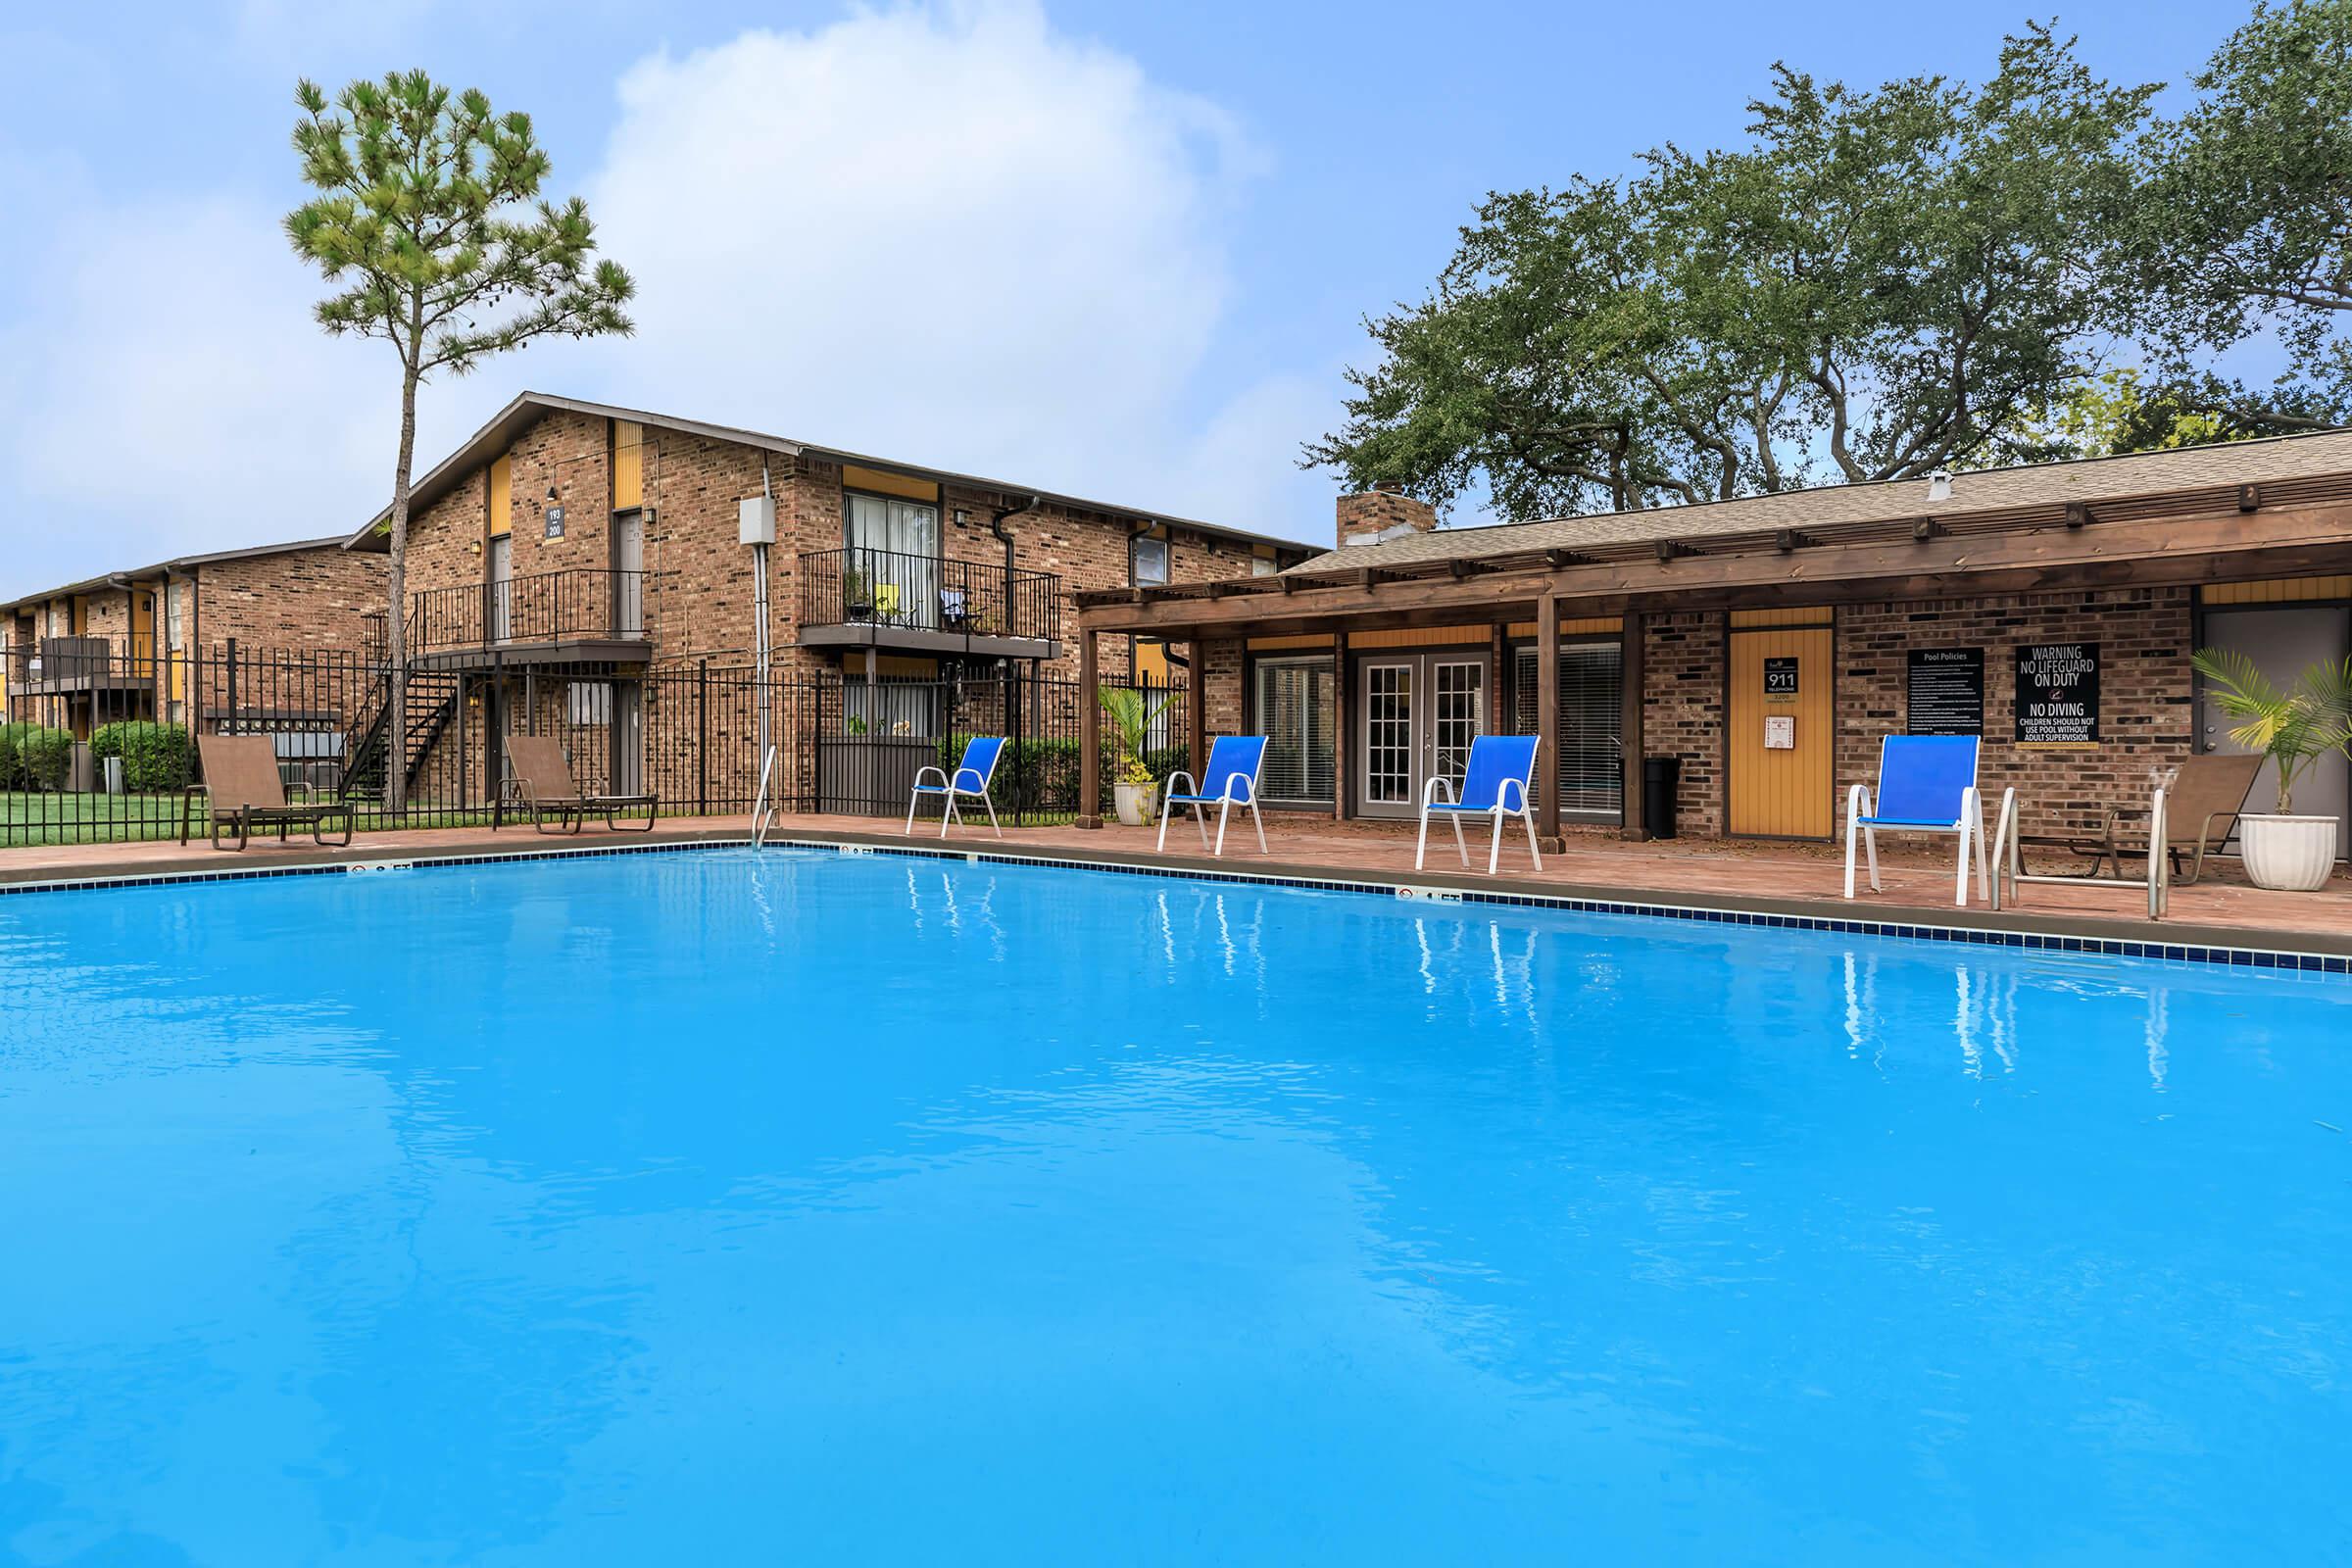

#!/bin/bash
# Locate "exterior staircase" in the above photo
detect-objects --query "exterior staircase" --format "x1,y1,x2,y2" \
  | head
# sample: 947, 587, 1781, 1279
341, 669, 463, 803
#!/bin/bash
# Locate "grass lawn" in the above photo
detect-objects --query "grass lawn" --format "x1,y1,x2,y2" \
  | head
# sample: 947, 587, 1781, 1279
0, 790, 509, 848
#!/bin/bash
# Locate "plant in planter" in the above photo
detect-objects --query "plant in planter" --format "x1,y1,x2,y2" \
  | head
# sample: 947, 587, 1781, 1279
1098, 686, 1171, 826
841, 566, 874, 622
2190, 648, 2352, 891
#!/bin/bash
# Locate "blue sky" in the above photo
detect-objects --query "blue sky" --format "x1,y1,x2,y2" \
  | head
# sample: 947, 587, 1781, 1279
0, 0, 2248, 596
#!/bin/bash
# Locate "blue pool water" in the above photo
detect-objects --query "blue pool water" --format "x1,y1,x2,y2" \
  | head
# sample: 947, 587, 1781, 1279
1, 848, 2348, 1563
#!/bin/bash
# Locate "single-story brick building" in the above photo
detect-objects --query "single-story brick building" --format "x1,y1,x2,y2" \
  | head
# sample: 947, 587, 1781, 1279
1072, 432, 2352, 859
0, 537, 385, 734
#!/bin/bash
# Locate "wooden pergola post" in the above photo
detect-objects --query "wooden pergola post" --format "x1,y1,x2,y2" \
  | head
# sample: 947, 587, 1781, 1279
1536, 594, 1562, 852
1078, 625, 1102, 829
1333, 630, 1353, 821
1489, 621, 1509, 735
1621, 611, 1647, 839
1188, 633, 1209, 775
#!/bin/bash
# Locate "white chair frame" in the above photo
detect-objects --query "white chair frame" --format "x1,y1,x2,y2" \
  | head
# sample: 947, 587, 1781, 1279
1156, 768, 1267, 858
1843, 781, 1990, 906
1416, 751, 1543, 876
905, 753, 1003, 839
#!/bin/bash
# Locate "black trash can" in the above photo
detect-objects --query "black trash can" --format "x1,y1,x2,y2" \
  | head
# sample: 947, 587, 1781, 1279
1642, 756, 1682, 840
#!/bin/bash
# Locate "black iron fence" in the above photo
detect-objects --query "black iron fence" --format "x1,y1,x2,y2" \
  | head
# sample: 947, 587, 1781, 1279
797, 547, 1059, 644
0, 634, 1189, 847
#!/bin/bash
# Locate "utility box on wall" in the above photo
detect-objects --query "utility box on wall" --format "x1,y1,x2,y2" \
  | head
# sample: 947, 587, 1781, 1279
738, 497, 776, 546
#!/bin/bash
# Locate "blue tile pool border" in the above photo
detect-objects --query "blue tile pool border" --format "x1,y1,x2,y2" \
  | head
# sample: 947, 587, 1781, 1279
1, 832, 2344, 977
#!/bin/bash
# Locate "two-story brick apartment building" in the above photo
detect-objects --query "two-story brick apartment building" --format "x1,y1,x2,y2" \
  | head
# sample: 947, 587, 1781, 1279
1, 537, 385, 736
340, 391, 1312, 808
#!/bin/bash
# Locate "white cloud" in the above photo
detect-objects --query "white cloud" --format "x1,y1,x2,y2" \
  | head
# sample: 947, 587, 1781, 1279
575, 0, 1327, 540
0, 0, 1333, 598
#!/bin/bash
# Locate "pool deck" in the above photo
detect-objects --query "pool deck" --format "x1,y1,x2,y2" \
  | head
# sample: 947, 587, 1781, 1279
3, 812, 2348, 959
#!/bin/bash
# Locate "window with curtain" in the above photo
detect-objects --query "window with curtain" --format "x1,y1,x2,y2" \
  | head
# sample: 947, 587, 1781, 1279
1133, 535, 1169, 587
846, 493, 939, 560
1514, 642, 1625, 816
1253, 657, 1336, 805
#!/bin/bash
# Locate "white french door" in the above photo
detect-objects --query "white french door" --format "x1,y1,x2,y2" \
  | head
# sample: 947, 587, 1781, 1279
1355, 653, 1488, 817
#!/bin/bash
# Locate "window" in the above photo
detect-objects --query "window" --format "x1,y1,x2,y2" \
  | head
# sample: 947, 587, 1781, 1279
843, 679, 941, 738
1133, 534, 1169, 587
1253, 657, 1337, 805
1251, 555, 1278, 577
568, 681, 613, 725
847, 492, 939, 562
1514, 642, 1624, 816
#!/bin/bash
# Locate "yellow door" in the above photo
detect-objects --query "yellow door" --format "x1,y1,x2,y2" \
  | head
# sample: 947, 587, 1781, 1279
1729, 622, 1835, 837
130, 584, 157, 675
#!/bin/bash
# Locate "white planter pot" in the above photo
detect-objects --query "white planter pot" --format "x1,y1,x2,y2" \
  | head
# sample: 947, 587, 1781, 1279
1113, 781, 1159, 828
2238, 813, 2340, 892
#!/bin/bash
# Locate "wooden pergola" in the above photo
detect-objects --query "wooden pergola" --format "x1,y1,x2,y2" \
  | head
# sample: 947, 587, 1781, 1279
1071, 481, 2352, 845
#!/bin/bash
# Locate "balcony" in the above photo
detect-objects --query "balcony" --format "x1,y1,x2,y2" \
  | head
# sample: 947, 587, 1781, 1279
7, 636, 160, 697
797, 547, 1060, 662
404, 569, 653, 670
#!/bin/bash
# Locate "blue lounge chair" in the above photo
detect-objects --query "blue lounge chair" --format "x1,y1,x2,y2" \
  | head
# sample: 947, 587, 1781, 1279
906, 736, 1005, 838
1417, 734, 1543, 875
1843, 735, 1988, 905
1157, 735, 1268, 857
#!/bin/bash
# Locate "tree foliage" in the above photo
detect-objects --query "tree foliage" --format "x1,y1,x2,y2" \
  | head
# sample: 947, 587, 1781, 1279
2125, 0, 2352, 432
1313, 11, 2352, 517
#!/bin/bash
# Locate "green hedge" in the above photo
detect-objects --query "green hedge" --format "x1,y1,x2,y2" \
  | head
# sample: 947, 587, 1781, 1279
90, 721, 192, 791
0, 723, 73, 791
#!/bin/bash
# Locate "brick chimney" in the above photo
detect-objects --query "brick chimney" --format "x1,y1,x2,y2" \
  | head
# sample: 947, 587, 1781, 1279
1336, 481, 1438, 549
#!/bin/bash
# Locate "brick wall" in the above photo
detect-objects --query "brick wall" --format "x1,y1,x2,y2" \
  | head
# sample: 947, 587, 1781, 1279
196, 549, 387, 653
1644, 612, 1727, 837
1836, 588, 2192, 841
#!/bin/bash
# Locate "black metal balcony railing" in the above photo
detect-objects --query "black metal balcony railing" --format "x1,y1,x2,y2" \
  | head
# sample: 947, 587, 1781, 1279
406, 569, 647, 653
798, 547, 1059, 644
7, 636, 153, 686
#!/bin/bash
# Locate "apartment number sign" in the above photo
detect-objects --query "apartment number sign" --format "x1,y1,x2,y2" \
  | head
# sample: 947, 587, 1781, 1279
2014, 642, 2100, 748
544, 506, 566, 540
1763, 657, 1800, 698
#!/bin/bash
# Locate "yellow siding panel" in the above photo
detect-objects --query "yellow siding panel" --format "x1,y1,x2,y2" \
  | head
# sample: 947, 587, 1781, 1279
612, 420, 644, 511
1731, 606, 1835, 628
1247, 634, 1336, 651
2201, 575, 2352, 606
842, 465, 942, 503
1729, 626, 1836, 837
489, 454, 513, 538
1350, 625, 1496, 649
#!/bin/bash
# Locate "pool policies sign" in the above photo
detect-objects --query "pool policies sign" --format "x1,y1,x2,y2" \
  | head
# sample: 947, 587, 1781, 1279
2014, 642, 2100, 749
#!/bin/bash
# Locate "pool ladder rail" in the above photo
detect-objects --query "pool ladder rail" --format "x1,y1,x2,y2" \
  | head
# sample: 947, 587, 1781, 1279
1988, 784, 2169, 921
752, 745, 779, 850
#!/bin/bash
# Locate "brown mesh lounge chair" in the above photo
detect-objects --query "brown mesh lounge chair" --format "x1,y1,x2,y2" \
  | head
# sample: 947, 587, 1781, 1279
494, 733, 658, 834
2066, 753, 2262, 886
182, 733, 354, 851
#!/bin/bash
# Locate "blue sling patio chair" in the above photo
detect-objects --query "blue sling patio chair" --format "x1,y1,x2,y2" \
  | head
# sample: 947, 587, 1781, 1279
1157, 735, 1269, 858
1843, 734, 1989, 906
905, 735, 1006, 838
1417, 733, 1544, 876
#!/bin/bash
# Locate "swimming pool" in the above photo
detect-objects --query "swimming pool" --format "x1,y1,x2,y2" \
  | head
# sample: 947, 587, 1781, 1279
2, 846, 2346, 1562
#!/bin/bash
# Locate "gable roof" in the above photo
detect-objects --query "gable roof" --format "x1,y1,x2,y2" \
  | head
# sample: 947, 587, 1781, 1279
342, 391, 1313, 555
1293, 428, 2352, 574
0, 536, 354, 618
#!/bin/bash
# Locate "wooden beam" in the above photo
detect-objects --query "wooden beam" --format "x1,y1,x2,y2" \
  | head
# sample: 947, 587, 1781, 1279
1620, 611, 1646, 840
1077, 626, 1102, 829
1074, 499, 2352, 636
1912, 518, 1941, 542
1536, 594, 1561, 851
2065, 502, 2090, 529
2238, 483, 2262, 513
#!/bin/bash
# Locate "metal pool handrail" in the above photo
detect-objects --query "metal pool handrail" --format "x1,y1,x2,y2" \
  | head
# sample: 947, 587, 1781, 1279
752, 745, 778, 849
1990, 784, 2169, 921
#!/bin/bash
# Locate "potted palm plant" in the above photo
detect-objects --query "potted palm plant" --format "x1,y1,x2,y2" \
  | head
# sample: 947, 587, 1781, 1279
1098, 686, 1171, 826
2190, 648, 2352, 891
